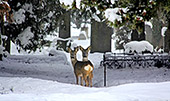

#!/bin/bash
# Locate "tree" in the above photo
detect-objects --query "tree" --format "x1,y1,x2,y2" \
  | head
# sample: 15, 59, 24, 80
4, 0, 65, 53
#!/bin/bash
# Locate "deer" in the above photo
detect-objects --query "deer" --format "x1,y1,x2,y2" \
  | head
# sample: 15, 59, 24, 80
68, 46, 94, 87
79, 46, 94, 86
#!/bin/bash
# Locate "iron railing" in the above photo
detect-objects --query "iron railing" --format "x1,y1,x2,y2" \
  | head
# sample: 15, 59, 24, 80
101, 52, 170, 86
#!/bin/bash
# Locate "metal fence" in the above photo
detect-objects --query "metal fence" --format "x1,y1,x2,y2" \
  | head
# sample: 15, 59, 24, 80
101, 52, 170, 86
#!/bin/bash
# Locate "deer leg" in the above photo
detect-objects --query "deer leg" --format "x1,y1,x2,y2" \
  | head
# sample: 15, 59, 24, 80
80, 76, 84, 86
89, 72, 93, 87
84, 75, 89, 87
76, 75, 79, 85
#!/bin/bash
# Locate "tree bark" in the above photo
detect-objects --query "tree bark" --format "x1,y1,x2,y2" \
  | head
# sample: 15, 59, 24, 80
91, 20, 113, 53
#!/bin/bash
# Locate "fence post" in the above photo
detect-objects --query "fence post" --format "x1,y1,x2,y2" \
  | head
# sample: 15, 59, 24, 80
103, 53, 107, 87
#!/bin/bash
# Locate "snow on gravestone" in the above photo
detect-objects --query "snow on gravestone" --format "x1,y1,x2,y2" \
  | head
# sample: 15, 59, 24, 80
49, 49, 69, 65
78, 32, 86, 40
124, 41, 154, 53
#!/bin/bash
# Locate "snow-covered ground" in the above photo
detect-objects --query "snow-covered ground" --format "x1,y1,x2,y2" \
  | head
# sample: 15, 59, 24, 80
0, 39, 170, 101
1, 77, 170, 101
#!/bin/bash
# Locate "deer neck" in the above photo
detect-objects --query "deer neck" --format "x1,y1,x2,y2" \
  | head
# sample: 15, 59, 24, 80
83, 57, 88, 61
71, 58, 77, 67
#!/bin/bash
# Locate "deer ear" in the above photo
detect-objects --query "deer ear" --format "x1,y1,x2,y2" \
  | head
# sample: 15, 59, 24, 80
74, 47, 79, 52
87, 46, 91, 51
67, 47, 71, 53
79, 46, 84, 51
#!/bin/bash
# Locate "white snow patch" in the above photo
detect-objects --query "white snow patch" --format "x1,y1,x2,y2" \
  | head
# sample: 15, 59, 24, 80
145, 21, 153, 29
111, 0, 116, 4
161, 27, 167, 37
48, 11, 54, 18
16, 27, 34, 48
22, 3, 33, 14
59, 0, 73, 7
13, 9, 25, 24
124, 41, 154, 53
105, 8, 127, 22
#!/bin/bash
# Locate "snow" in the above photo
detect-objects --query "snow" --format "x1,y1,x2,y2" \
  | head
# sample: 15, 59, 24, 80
16, 27, 34, 48
22, 3, 33, 14
1, 39, 170, 101
48, 11, 54, 18
0, 77, 170, 101
59, 0, 81, 9
105, 8, 122, 22
0, 45, 5, 54
145, 21, 153, 28
75, 0, 81, 9
111, 0, 116, 4
1, 8, 170, 100
105, 8, 128, 23
161, 27, 167, 37
13, 9, 26, 24
59, 0, 73, 8
124, 41, 154, 53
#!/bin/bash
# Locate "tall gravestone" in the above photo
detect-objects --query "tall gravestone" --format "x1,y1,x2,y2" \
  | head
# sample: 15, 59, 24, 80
59, 11, 70, 51
152, 19, 163, 48
145, 24, 153, 44
165, 28, 170, 52
91, 20, 113, 53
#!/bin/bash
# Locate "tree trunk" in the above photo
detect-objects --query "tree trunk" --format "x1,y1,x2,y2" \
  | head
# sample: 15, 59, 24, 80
91, 20, 113, 53
59, 11, 70, 51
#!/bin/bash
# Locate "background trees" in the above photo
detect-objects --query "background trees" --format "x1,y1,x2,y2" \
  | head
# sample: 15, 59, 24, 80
61, 0, 170, 52
1, 0, 170, 55
3, 0, 65, 53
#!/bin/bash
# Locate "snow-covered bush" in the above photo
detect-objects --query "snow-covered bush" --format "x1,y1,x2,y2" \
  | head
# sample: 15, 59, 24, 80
16, 27, 34, 49
124, 41, 154, 54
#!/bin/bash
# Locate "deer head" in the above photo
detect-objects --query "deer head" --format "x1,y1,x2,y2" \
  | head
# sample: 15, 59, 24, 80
79, 46, 91, 61
68, 47, 79, 66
